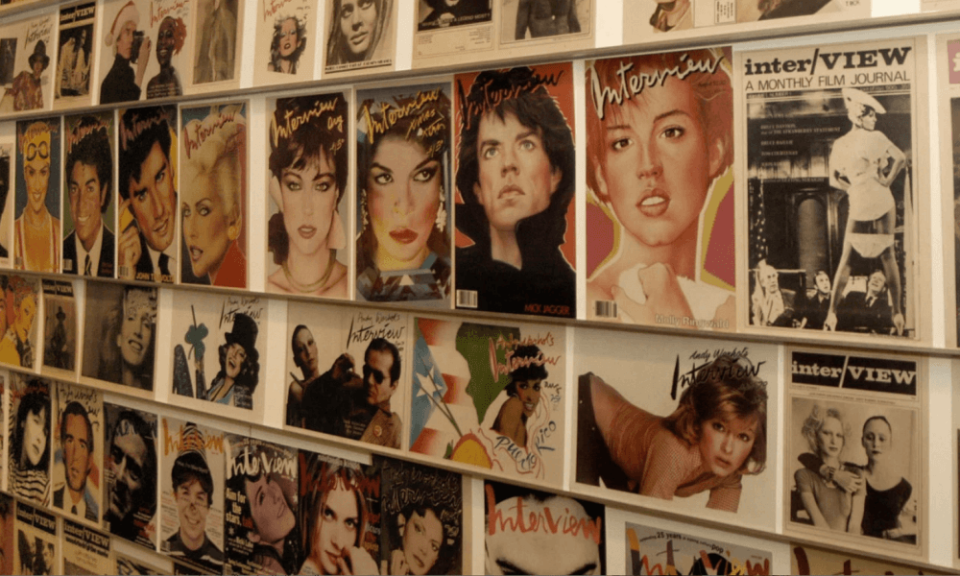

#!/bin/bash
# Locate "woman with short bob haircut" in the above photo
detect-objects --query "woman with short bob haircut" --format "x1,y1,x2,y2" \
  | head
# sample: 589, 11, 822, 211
578, 354, 767, 512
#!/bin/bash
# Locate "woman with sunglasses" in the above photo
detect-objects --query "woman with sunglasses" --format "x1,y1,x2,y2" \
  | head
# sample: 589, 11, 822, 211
14, 122, 59, 272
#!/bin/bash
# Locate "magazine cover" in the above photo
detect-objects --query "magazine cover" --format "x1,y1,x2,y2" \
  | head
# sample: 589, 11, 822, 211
97, 0, 192, 104
80, 281, 158, 394
170, 290, 267, 418
322, 0, 396, 75
223, 435, 299, 575
484, 480, 604, 575
784, 347, 924, 556
738, 38, 925, 341
285, 303, 409, 449
573, 329, 779, 530
791, 542, 947, 574
63, 112, 116, 278
117, 104, 178, 283
408, 316, 566, 486
585, 48, 736, 330
265, 92, 351, 299
625, 520, 772, 575
253, 0, 316, 86
42, 280, 77, 374
500, 0, 591, 45
14, 117, 61, 273
188, 0, 241, 93
51, 381, 103, 525
0, 12, 55, 114
0, 493, 12, 576
378, 456, 462, 575
115, 551, 171, 574
939, 34, 960, 347
453, 62, 576, 318
0, 275, 40, 370
0, 371, 6, 492
0, 143, 12, 268
159, 418, 225, 574
297, 450, 380, 576
8, 375, 51, 506
356, 83, 452, 305
62, 518, 113, 574
179, 101, 248, 288
103, 401, 158, 550
13, 501, 57, 575
54, 2, 96, 109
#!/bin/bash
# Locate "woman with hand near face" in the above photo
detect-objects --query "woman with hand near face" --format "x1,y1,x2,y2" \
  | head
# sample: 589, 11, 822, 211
267, 96, 349, 298
326, 0, 391, 66
146, 16, 186, 99
269, 16, 307, 74
195, 313, 259, 409
389, 503, 457, 575
586, 50, 734, 328
181, 107, 246, 287
10, 387, 51, 504
356, 89, 450, 302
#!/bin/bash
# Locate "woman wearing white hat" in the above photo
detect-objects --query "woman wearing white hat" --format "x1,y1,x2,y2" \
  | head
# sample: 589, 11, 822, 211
824, 87, 907, 335
100, 0, 152, 104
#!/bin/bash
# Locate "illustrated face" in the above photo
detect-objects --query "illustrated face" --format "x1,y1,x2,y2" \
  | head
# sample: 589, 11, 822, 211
108, 426, 148, 520
23, 131, 51, 216
867, 271, 886, 296
862, 418, 891, 461
280, 150, 338, 258
64, 413, 92, 492
367, 138, 441, 269
293, 327, 319, 378
68, 162, 106, 249
474, 112, 560, 233
174, 478, 210, 544
156, 18, 176, 67
315, 483, 360, 575
486, 496, 601, 575
363, 348, 395, 406
15, 294, 36, 336
116, 20, 137, 60
225, 342, 247, 380
402, 509, 442, 576
513, 379, 541, 418
23, 407, 47, 467
118, 290, 154, 368
127, 142, 176, 253
697, 415, 757, 477
182, 171, 231, 279
279, 18, 299, 58
245, 474, 296, 546
817, 416, 844, 459
598, 76, 719, 250
339, 0, 377, 56
815, 272, 831, 294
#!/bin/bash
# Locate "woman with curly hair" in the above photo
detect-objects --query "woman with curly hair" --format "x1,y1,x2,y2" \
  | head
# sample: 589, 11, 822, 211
269, 15, 307, 74
200, 313, 259, 409
10, 385, 51, 505
491, 345, 546, 449
387, 500, 459, 575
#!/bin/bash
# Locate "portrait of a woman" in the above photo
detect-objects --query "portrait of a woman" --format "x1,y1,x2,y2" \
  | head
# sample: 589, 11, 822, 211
181, 106, 246, 287
10, 386, 51, 504
824, 88, 907, 335
226, 448, 300, 574
97, 286, 157, 390
491, 345, 545, 449
201, 313, 259, 409
267, 95, 349, 298
15, 122, 59, 273
387, 502, 458, 575
146, 16, 186, 99
586, 49, 734, 328
325, 0, 392, 67
0, 278, 37, 368
299, 459, 378, 575
859, 415, 915, 542
2, 41, 49, 111
577, 354, 767, 512
356, 87, 450, 302
269, 15, 307, 74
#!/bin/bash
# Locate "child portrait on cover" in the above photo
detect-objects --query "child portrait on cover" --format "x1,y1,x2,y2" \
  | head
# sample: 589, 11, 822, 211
585, 49, 735, 328
577, 353, 767, 512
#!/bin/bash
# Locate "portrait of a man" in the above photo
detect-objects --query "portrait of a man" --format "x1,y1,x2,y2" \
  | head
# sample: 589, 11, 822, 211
105, 407, 157, 547
64, 115, 114, 277
53, 401, 99, 521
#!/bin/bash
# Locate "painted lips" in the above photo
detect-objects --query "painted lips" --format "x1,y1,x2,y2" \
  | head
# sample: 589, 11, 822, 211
498, 185, 523, 200
389, 228, 417, 244
637, 192, 669, 217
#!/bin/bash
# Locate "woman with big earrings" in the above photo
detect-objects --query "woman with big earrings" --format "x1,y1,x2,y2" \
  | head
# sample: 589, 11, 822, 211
356, 87, 451, 302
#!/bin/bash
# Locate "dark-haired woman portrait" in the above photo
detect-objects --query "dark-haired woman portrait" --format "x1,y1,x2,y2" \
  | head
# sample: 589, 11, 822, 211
10, 386, 51, 504
356, 87, 451, 302
388, 501, 458, 575
491, 345, 546, 449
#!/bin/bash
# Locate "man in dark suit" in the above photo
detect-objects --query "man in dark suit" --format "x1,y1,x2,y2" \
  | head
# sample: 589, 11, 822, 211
53, 402, 99, 522
837, 269, 894, 334
64, 116, 114, 277
798, 270, 831, 330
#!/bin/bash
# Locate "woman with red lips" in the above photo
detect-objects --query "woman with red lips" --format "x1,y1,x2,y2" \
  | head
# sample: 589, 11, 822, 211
585, 49, 734, 328
325, 0, 391, 67
859, 416, 915, 542
269, 16, 307, 74
388, 502, 459, 575
356, 86, 451, 302
577, 354, 767, 512
492, 345, 546, 449
794, 405, 865, 532
146, 16, 185, 99
267, 95, 349, 298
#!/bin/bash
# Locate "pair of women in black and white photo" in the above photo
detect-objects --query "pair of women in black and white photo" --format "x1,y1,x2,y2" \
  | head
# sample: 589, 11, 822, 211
793, 404, 916, 543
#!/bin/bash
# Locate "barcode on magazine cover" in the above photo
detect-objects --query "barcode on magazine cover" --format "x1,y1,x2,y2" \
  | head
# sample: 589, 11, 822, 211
595, 300, 617, 318
119, 266, 131, 279
456, 290, 478, 308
